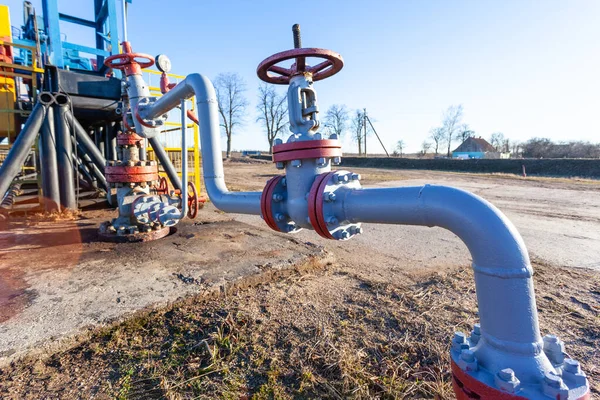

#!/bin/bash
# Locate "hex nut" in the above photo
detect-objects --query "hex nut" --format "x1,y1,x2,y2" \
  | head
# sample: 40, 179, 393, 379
494, 369, 520, 393
542, 372, 569, 399
562, 359, 588, 387
451, 332, 467, 352
458, 349, 478, 372
470, 323, 481, 345
543, 334, 566, 365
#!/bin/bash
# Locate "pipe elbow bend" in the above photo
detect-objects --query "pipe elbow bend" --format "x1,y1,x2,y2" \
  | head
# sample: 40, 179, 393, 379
418, 185, 531, 277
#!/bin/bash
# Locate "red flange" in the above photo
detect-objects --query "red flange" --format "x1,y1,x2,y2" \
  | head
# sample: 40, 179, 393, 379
451, 360, 591, 400
105, 164, 159, 183
257, 48, 344, 85
116, 132, 144, 146
451, 360, 526, 400
103, 41, 154, 76
272, 139, 342, 163
307, 171, 336, 239
261, 176, 284, 232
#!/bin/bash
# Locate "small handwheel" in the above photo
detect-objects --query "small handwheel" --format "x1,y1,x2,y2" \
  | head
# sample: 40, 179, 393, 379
156, 176, 169, 195
187, 181, 198, 219
257, 48, 344, 85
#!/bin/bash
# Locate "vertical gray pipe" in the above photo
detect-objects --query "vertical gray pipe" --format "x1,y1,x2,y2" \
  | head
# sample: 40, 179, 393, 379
144, 74, 261, 214
139, 139, 147, 161
54, 96, 77, 210
0, 102, 47, 199
341, 185, 551, 383
39, 105, 60, 211
69, 113, 106, 173
149, 137, 181, 191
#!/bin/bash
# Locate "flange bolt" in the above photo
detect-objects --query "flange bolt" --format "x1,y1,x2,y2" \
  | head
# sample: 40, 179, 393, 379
451, 331, 468, 352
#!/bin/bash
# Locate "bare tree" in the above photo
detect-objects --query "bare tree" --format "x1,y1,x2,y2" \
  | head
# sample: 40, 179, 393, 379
350, 109, 365, 155
429, 127, 445, 155
324, 104, 349, 137
490, 132, 505, 151
443, 105, 463, 157
458, 123, 474, 143
257, 83, 288, 154
395, 139, 405, 157
214, 73, 248, 158
421, 141, 432, 155
511, 140, 522, 157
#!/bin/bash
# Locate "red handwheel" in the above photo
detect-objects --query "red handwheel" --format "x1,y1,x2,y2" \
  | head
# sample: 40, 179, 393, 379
257, 48, 343, 85
104, 41, 154, 76
256, 25, 343, 85
187, 181, 198, 219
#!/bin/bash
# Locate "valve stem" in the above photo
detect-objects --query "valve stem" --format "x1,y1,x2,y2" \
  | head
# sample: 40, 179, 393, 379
292, 24, 302, 48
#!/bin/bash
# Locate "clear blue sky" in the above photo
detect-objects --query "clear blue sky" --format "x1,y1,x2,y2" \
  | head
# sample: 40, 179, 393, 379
5, 0, 600, 153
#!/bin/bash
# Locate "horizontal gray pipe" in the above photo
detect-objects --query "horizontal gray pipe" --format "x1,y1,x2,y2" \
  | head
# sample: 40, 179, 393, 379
0, 103, 46, 199
69, 112, 106, 173
144, 74, 261, 215
341, 185, 552, 382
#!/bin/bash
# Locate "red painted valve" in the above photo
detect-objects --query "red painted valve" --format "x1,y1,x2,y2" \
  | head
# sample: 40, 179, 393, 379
257, 24, 344, 85
187, 181, 198, 219
104, 41, 154, 76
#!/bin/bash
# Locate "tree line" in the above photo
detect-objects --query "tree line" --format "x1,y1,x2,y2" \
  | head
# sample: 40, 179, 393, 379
212, 74, 600, 159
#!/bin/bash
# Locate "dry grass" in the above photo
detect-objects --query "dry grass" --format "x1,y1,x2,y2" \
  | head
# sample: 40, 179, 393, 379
0, 261, 598, 399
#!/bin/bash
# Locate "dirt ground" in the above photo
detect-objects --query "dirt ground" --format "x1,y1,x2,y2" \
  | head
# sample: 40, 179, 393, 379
0, 206, 326, 365
0, 159, 598, 399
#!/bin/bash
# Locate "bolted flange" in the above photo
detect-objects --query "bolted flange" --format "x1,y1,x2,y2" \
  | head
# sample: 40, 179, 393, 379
307, 170, 362, 240
260, 175, 301, 234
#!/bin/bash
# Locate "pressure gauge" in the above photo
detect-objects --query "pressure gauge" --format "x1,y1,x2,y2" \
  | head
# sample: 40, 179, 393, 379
155, 54, 172, 73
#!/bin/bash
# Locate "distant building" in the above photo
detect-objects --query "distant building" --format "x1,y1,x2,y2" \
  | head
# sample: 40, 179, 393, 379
452, 137, 507, 159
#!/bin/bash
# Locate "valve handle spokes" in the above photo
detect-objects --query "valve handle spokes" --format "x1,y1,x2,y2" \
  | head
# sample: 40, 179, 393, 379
187, 181, 198, 219
156, 176, 169, 195
257, 48, 344, 85
104, 41, 154, 76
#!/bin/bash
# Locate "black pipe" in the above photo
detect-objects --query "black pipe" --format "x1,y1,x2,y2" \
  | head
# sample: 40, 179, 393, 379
1, 181, 22, 209
39, 105, 60, 212
73, 153, 96, 189
69, 112, 106, 173
0, 102, 46, 199
149, 137, 181, 190
76, 141, 109, 192
54, 96, 77, 210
